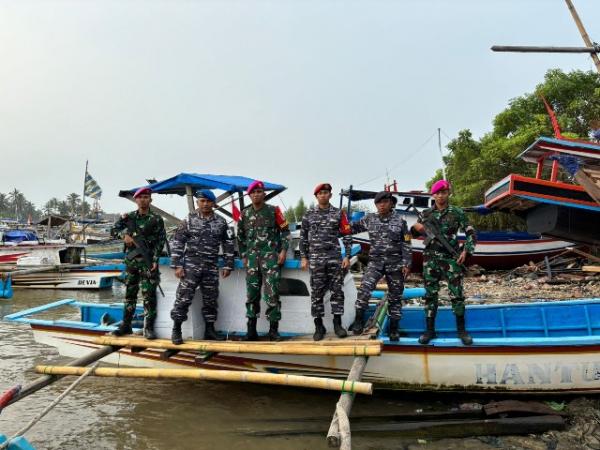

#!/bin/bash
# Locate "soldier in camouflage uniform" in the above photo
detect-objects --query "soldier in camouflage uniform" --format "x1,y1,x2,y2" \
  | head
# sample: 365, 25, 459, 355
238, 180, 290, 341
110, 187, 167, 339
349, 191, 412, 341
169, 190, 235, 344
300, 183, 353, 341
412, 180, 476, 345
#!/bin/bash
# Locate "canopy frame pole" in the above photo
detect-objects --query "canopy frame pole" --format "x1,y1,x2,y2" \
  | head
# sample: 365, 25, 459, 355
185, 185, 195, 214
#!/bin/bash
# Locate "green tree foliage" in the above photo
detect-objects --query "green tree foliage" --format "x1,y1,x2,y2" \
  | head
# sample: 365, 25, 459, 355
284, 198, 311, 224
429, 69, 600, 230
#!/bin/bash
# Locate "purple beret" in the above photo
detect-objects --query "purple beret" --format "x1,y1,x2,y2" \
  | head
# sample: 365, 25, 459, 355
247, 180, 265, 194
430, 180, 451, 195
133, 187, 152, 198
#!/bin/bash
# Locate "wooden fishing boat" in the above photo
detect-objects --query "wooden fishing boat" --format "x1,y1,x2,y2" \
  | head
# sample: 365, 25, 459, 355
7, 288, 600, 394
6, 173, 600, 395
485, 136, 600, 245
343, 189, 573, 271
0, 230, 120, 290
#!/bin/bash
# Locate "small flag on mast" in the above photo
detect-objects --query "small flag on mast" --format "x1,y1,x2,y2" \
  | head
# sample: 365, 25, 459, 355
84, 170, 102, 199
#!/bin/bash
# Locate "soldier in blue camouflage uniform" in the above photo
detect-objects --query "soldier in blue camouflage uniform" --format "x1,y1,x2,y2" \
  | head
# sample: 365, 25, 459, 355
238, 180, 290, 341
300, 183, 353, 341
349, 191, 412, 341
110, 187, 167, 339
412, 180, 477, 345
169, 190, 235, 344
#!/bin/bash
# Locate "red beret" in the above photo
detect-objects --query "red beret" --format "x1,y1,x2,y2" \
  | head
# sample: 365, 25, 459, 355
247, 180, 265, 194
133, 187, 152, 198
313, 183, 332, 195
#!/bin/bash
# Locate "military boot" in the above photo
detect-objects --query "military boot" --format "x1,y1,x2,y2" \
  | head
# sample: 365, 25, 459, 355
418, 317, 436, 345
242, 318, 258, 341
112, 308, 134, 336
171, 320, 183, 345
204, 322, 225, 341
143, 316, 157, 340
333, 315, 348, 338
268, 321, 282, 342
313, 317, 326, 341
456, 315, 473, 345
350, 309, 365, 335
388, 318, 400, 342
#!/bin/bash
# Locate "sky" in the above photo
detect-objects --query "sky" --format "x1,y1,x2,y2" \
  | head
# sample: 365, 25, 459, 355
1, 0, 599, 218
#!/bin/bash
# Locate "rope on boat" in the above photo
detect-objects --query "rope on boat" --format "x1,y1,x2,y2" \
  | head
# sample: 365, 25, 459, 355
0, 363, 99, 450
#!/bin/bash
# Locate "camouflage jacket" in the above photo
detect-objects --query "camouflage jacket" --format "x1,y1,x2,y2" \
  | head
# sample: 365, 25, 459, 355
111, 209, 167, 265
299, 205, 352, 260
351, 211, 412, 267
170, 211, 235, 269
237, 204, 290, 257
417, 205, 476, 256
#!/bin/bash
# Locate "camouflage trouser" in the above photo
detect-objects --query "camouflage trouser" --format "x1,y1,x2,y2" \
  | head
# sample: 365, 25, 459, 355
423, 252, 465, 318
124, 259, 159, 320
246, 251, 281, 322
356, 259, 404, 320
309, 256, 345, 318
171, 264, 219, 323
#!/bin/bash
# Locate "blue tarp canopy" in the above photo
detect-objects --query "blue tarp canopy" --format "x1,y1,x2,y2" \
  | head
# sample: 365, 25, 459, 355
2, 230, 38, 243
119, 173, 286, 197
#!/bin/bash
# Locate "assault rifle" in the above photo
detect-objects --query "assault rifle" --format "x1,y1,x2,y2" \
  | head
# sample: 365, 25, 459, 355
408, 204, 467, 270
125, 218, 165, 297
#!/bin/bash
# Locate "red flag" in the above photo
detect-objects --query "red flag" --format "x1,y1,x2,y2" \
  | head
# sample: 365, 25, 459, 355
339, 211, 352, 235
274, 206, 288, 229
232, 201, 241, 222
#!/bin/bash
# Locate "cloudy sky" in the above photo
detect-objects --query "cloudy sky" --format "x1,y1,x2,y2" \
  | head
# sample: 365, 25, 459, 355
1, 0, 599, 218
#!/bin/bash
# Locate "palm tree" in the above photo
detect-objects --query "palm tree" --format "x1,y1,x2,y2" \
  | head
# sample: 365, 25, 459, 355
66, 193, 81, 217
8, 189, 25, 221
0, 193, 8, 217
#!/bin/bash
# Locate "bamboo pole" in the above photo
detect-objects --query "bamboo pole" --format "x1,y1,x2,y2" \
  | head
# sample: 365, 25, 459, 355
491, 45, 599, 53
564, 0, 600, 73
3, 345, 117, 409
92, 336, 381, 356
34, 366, 373, 395
327, 356, 369, 447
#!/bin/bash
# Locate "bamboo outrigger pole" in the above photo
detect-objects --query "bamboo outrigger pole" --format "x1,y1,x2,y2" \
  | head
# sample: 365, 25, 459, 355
93, 336, 382, 356
34, 366, 373, 395
1, 345, 118, 410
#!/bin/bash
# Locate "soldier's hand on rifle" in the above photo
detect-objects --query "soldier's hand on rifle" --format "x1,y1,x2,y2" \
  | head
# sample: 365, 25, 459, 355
277, 250, 286, 266
175, 267, 185, 278
301, 257, 308, 270
457, 249, 468, 265
221, 269, 231, 278
242, 257, 248, 268
151, 263, 158, 272
123, 234, 135, 247
402, 266, 411, 278
341, 257, 350, 269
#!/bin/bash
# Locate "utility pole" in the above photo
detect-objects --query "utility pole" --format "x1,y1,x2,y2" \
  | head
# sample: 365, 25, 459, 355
438, 128, 447, 181
564, 0, 600, 74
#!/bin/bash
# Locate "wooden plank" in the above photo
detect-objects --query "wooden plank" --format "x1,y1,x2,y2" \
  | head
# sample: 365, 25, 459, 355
566, 247, 600, 264
582, 266, 600, 272
250, 415, 565, 438
35, 366, 373, 395
484, 400, 566, 417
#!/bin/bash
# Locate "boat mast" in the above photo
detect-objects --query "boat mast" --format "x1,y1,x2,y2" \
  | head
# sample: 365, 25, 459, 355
80, 160, 88, 242
564, 0, 600, 73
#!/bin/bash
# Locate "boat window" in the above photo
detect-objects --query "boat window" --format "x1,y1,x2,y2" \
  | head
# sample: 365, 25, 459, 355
279, 278, 310, 296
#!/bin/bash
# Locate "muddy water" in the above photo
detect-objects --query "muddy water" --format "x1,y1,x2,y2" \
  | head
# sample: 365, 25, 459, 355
0, 286, 573, 450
